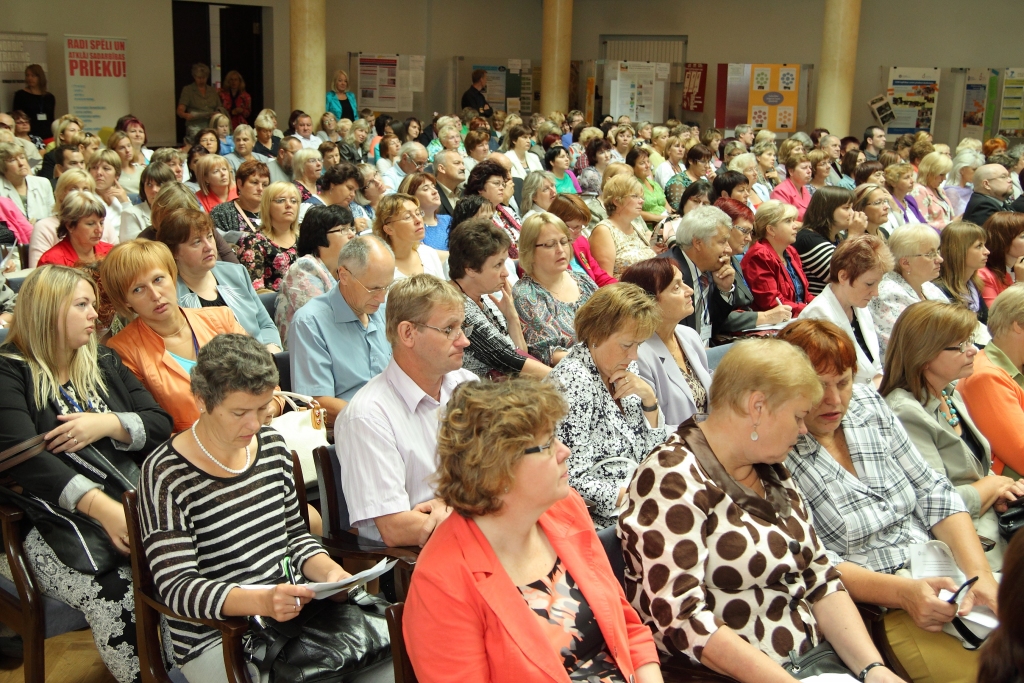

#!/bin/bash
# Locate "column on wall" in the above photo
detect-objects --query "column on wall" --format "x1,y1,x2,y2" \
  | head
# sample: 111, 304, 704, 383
540, 0, 573, 115
290, 0, 326, 117
814, 0, 862, 136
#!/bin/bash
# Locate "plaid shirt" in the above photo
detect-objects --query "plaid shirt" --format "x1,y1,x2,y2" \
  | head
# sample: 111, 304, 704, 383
786, 384, 966, 574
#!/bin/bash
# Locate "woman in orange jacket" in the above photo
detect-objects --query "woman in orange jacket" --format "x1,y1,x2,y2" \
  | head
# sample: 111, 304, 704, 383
404, 377, 662, 683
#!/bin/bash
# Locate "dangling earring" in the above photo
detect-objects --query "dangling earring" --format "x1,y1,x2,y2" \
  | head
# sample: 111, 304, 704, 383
750, 427, 759, 441
503, 487, 509, 493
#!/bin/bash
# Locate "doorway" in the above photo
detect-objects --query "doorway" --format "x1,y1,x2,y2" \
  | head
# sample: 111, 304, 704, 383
172, 1, 264, 144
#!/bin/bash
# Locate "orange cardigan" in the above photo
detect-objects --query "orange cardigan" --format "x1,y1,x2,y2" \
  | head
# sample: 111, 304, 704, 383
107, 307, 247, 432
404, 492, 660, 683
956, 347, 1024, 475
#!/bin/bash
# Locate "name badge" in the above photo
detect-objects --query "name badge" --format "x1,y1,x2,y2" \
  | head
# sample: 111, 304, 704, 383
37, 113, 47, 121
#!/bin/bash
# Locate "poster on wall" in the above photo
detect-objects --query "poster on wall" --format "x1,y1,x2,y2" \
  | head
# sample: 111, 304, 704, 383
885, 67, 940, 135
609, 61, 660, 121
0, 33, 48, 122
64, 35, 129, 134
472, 65, 507, 112
745, 64, 799, 132
998, 67, 1024, 138
961, 69, 1000, 141
359, 53, 399, 112
682, 63, 707, 112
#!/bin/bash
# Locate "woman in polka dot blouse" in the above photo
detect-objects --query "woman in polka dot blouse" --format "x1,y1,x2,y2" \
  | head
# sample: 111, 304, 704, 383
620, 339, 902, 683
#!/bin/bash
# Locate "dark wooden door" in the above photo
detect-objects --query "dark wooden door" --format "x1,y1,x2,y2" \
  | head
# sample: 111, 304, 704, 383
219, 4, 264, 127
171, 0, 211, 145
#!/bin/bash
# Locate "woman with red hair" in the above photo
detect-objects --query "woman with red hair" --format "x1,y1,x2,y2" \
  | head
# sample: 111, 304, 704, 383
546, 194, 616, 286
982, 137, 1008, 160
978, 211, 1024, 306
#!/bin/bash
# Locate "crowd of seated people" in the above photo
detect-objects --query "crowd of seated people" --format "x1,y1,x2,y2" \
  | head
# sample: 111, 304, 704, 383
6, 63, 1024, 683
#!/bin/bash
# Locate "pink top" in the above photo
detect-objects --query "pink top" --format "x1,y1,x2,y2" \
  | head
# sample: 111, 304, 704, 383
0, 196, 34, 244
770, 178, 812, 220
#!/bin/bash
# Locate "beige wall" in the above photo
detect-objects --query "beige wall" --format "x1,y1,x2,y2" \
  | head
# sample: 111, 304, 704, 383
8, 0, 1024, 145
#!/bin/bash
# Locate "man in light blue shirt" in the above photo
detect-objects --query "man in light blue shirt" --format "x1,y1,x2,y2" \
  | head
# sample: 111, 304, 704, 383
288, 235, 395, 428
381, 142, 427, 194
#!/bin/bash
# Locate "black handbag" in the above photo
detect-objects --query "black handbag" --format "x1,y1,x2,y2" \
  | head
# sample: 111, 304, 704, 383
997, 496, 1024, 541
247, 586, 392, 682
781, 640, 853, 680
0, 433, 140, 575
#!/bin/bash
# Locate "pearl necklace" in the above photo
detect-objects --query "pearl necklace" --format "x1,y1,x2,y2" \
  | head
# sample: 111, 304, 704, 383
191, 421, 251, 474
940, 389, 960, 427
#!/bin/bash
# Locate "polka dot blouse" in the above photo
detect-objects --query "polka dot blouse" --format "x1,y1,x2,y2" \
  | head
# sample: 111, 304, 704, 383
619, 418, 846, 666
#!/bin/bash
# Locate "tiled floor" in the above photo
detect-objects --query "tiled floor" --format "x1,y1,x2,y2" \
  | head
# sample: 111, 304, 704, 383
0, 630, 116, 683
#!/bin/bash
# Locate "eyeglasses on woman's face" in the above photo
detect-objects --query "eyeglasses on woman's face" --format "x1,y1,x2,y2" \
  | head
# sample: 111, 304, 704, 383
535, 237, 571, 250
909, 250, 940, 260
943, 338, 977, 354
386, 210, 425, 225
328, 225, 357, 237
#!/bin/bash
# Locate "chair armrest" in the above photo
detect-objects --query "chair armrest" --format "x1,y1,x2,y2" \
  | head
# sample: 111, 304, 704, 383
0, 503, 24, 523
856, 602, 885, 622
661, 654, 739, 682
316, 532, 420, 566
138, 592, 250, 637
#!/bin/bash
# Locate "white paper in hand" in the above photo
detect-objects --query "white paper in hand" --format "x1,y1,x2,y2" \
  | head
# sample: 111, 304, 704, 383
237, 558, 398, 599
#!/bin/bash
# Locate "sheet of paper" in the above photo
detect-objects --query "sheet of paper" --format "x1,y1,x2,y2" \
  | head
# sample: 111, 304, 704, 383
937, 590, 999, 631
655, 62, 670, 80
398, 91, 414, 111
507, 58, 521, 74
907, 541, 966, 583
238, 559, 398, 600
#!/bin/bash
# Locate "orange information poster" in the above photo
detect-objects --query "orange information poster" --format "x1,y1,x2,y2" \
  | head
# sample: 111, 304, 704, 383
746, 64, 799, 132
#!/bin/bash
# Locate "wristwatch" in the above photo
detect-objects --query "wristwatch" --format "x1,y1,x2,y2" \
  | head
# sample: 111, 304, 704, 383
640, 399, 659, 413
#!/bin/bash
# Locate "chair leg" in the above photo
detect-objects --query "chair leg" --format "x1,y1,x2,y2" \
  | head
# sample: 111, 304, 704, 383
22, 618, 45, 683
221, 632, 253, 683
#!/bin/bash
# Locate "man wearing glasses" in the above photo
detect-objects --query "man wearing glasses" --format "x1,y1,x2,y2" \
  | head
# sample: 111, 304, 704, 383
336, 271, 476, 550
289, 235, 395, 428
963, 164, 1017, 228
381, 141, 428, 194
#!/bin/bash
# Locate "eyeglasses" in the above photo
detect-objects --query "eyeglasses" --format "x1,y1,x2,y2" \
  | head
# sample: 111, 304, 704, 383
627, 193, 644, 200
733, 226, 753, 236
867, 198, 889, 207
536, 237, 571, 249
328, 226, 357, 236
386, 210, 426, 224
414, 322, 474, 340
944, 339, 977, 354
342, 267, 394, 296
910, 250, 940, 259
524, 435, 557, 455
486, 178, 509, 188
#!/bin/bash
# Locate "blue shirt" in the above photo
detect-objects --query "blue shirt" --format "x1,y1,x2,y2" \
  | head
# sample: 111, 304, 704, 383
288, 286, 392, 401
422, 215, 452, 250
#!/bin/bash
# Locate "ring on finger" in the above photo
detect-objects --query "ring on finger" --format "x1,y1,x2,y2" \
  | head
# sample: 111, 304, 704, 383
294, 596, 301, 608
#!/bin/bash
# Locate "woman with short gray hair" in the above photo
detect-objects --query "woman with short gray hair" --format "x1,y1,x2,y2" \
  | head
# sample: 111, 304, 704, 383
869, 223, 949, 358
225, 124, 270, 171
944, 149, 986, 217
139, 333, 393, 683
176, 63, 227, 143
520, 170, 558, 219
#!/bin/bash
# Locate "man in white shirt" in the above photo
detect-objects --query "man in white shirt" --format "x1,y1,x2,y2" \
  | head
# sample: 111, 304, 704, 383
820, 134, 844, 185
290, 112, 320, 149
433, 149, 465, 216
335, 273, 476, 546
266, 136, 301, 184
381, 142, 428, 194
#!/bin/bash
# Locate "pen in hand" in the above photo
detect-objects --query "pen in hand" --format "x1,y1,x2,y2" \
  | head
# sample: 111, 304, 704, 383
947, 576, 979, 604
283, 557, 302, 609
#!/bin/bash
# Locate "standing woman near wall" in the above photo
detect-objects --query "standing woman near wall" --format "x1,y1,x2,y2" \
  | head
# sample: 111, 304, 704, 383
219, 70, 251, 129
12, 64, 55, 142
325, 69, 358, 124
176, 63, 226, 143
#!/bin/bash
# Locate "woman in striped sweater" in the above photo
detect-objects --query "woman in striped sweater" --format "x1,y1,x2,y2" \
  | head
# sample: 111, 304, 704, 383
793, 186, 863, 296
138, 334, 391, 683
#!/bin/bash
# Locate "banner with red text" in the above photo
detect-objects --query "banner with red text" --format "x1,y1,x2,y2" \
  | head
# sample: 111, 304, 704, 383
64, 35, 129, 134
681, 63, 707, 112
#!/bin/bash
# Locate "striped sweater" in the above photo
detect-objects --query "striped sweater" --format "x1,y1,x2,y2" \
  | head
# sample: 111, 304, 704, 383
138, 426, 325, 666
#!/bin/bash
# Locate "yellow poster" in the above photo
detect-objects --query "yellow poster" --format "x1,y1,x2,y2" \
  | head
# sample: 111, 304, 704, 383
747, 64, 799, 132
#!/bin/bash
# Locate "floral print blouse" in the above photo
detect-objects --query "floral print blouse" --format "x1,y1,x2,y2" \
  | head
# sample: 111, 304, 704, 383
910, 183, 953, 231
868, 272, 949, 360
513, 272, 597, 366
275, 254, 337, 345
595, 219, 656, 279
235, 231, 298, 292
620, 419, 845, 665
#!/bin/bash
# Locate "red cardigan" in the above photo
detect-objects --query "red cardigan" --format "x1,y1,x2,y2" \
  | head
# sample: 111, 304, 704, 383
37, 238, 114, 267
740, 239, 813, 314
978, 267, 1012, 308
404, 491, 659, 683
572, 235, 616, 286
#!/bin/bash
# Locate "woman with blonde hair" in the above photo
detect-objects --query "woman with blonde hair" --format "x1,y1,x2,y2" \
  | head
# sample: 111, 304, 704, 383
885, 162, 926, 226
375, 133, 401, 174
0, 140, 55, 223
548, 283, 668, 527
218, 69, 250, 129
290, 147, 322, 201
316, 112, 341, 143
775, 137, 805, 177
405, 377, 662, 683
853, 183, 899, 240
340, 119, 370, 164
193, 154, 236, 212
325, 68, 358, 124
235, 181, 300, 291
106, 130, 142, 194
700, 127, 724, 170
589, 173, 656, 279
372, 192, 444, 280
209, 112, 234, 156
0, 265, 172, 683
29, 169, 106, 266
741, 200, 812, 313
37, 190, 113, 267
607, 124, 635, 163
911, 152, 954, 230
936, 221, 990, 324
253, 110, 281, 157
513, 213, 598, 364
881, 301, 1022, 571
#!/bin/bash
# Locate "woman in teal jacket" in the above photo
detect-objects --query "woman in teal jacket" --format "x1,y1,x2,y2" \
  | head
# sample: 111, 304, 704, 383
325, 69, 358, 123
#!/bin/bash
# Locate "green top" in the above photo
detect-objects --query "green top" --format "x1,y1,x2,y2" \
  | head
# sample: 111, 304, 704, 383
641, 177, 667, 216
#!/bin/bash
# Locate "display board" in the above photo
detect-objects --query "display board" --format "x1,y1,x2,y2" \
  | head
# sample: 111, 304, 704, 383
64, 35, 130, 134
961, 69, 1000, 141
746, 64, 799, 132
885, 67, 940, 135
358, 53, 424, 113
998, 67, 1024, 138
0, 33, 48, 123
607, 61, 668, 121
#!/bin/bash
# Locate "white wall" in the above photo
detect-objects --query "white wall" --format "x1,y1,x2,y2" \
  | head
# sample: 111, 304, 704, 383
9, 0, 1024, 145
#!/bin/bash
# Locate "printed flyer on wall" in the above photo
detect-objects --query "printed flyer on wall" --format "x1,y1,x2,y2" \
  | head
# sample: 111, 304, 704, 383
961, 69, 1000, 140
746, 64, 799, 132
885, 67, 940, 135
998, 67, 1024, 138
64, 35, 130, 134
358, 53, 399, 112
